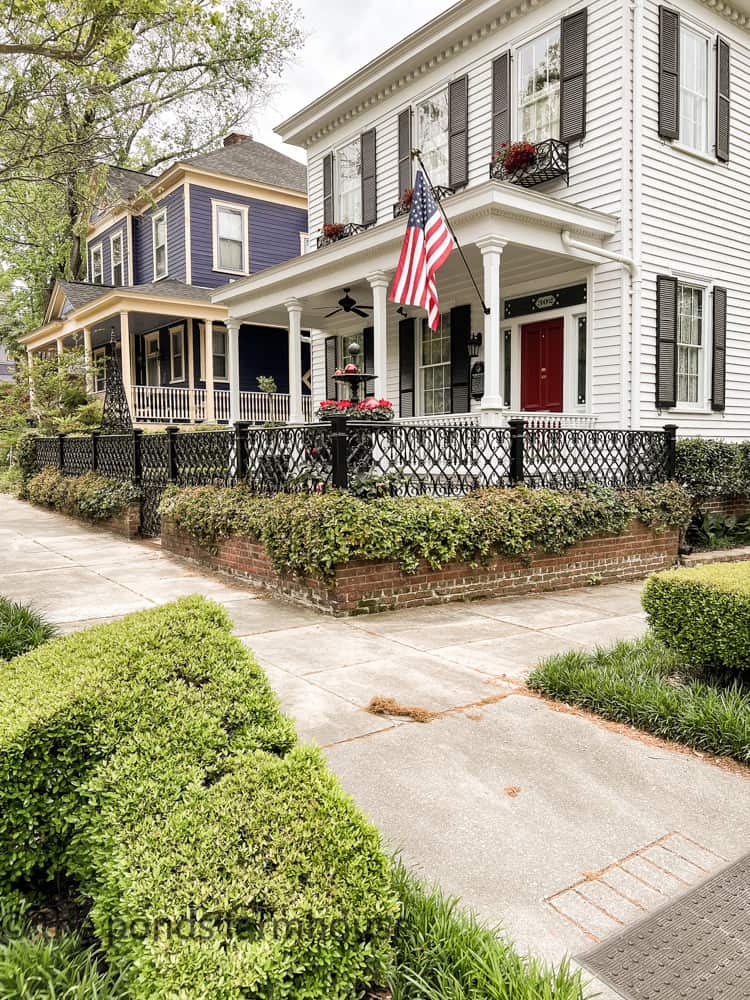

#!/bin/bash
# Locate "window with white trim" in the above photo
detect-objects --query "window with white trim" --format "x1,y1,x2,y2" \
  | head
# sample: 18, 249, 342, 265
416, 89, 449, 188
111, 232, 124, 285
145, 333, 160, 386
152, 211, 167, 280
677, 283, 704, 405
517, 27, 561, 142
91, 245, 104, 285
336, 138, 361, 224
169, 326, 184, 382
201, 325, 229, 381
680, 25, 710, 154
419, 315, 451, 415
214, 203, 247, 273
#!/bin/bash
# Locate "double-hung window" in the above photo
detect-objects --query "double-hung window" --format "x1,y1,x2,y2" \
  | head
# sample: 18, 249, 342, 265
516, 27, 561, 142
420, 316, 451, 415
416, 89, 449, 188
111, 232, 124, 286
169, 326, 184, 382
679, 25, 710, 154
676, 284, 704, 405
153, 211, 167, 280
336, 138, 362, 224
91, 245, 104, 285
214, 203, 247, 273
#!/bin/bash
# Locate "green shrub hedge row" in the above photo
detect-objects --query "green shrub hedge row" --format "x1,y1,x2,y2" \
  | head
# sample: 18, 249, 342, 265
26, 468, 138, 522
643, 562, 750, 671
1, 599, 398, 998
676, 437, 750, 499
160, 482, 691, 581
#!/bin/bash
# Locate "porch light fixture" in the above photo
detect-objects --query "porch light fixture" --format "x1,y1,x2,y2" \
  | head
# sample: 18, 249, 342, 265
468, 331, 482, 358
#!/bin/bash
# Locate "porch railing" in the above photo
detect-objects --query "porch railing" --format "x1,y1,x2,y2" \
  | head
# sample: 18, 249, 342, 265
132, 385, 313, 425
398, 411, 598, 430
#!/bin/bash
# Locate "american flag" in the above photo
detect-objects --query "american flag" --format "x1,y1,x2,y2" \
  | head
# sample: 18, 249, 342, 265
389, 170, 455, 330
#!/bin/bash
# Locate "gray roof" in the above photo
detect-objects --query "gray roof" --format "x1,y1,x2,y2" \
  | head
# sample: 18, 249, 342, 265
57, 280, 112, 309
183, 138, 307, 193
56, 279, 214, 315
104, 166, 155, 202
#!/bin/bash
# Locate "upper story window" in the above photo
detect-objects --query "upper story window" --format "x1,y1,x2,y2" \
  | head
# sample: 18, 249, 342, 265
111, 232, 124, 286
516, 26, 561, 143
91, 245, 103, 285
213, 202, 248, 274
152, 210, 167, 280
336, 138, 361, 224
680, 25, 710, 154
677, 283, 704, 405
416, 89, 449, 188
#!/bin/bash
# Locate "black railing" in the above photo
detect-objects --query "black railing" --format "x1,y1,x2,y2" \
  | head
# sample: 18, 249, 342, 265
489, 139, 569, 188
316, 221, 376, 249
32, 421, 677, 536
392, 184, 457, 219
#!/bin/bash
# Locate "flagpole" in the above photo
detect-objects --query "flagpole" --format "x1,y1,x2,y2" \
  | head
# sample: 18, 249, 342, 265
412, 150, 491, 316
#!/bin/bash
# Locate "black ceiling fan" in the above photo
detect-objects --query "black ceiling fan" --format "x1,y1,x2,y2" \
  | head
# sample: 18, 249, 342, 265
324, 289, 373, 320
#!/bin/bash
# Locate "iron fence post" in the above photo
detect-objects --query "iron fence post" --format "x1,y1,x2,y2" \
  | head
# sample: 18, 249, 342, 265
90, 431, 99, 473
132, 429, 143, 487
508, 418, 526, 485
663, 423, 678, 480
57, 432, 67, 472
329, 414, 349, 490
234, 421, 250, 484
166, 426, 179, 484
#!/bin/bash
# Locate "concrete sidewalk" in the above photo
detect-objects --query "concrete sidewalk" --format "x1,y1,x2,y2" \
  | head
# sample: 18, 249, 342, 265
2, 494, 749, 990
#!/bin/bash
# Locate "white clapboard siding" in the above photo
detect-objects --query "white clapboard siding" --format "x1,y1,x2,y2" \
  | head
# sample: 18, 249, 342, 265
638, 0, 750, 438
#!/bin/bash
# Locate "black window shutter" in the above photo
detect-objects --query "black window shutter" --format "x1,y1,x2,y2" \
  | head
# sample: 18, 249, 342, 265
398, 108, 412, 200
361, 129, 377, 225
398, 317, 415, 418
716, 38, 730, 162
559, 9, 588, 143
323, 152, 334, 225
658, 7, 680, 140
362, 326, 375, 397
325, 335, 338, 399
448, 75, 469, 189
656, 275, 678, 409
450, 305, 471, 413
712, 286, 727, 411
491, 52, 511, 153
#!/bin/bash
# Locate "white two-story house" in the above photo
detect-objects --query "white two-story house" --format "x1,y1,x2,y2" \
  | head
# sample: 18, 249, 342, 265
214, 0, 749, 437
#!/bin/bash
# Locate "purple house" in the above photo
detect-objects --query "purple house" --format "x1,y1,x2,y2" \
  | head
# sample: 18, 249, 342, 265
21, 134, 311, 424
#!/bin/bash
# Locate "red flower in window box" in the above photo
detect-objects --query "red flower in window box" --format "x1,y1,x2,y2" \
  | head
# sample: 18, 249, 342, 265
323, 223, 345, 239
493, 141, 537, 173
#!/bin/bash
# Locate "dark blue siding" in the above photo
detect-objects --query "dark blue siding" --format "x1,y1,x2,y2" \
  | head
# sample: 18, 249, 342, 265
132, 186, 185, 285
189, 184, 307, 288
88, 218, 129, 286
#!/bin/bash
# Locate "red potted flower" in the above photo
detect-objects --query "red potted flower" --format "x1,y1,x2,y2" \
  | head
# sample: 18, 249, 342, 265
351, 398, 394, 422
494, 141, 537, 173
323, 223, 345, 240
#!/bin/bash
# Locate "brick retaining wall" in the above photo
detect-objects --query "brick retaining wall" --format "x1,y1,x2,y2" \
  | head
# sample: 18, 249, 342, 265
161, 518, 680, 616
29, 501, 142, 539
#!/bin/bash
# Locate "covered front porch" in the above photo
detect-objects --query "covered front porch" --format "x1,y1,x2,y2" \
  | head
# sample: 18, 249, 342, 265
212, 178, 621, 430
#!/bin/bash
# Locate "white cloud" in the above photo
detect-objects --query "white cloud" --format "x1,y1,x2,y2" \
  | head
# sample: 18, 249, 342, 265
252, 0, 454, 161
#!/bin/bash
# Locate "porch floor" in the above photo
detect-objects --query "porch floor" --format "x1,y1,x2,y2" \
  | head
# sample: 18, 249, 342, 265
3, 493, 748, 998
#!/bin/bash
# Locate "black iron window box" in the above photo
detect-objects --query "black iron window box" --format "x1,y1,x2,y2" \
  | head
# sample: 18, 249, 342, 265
392, 185, 457, 219
317, 221, 375, 250
489, 139, 569, 188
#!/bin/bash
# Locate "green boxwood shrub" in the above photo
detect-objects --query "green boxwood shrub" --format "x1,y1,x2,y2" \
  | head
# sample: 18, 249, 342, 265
160, 482, 691, 581
26, 468, 138, 522
643, 563, 750, 671
0, 598, 397, 998
676, 437, 750, 499
0, 596, 56, 661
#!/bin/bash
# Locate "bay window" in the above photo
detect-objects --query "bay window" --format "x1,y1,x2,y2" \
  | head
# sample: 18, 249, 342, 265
416, 89, 449, 188
517, 27, 561, 143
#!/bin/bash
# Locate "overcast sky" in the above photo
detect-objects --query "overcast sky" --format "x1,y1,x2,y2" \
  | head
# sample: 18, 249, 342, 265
251, 0, 455, 161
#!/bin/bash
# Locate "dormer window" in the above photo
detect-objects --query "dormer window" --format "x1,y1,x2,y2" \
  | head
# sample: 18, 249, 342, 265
152, 210, 168, 280
91, 245, 103, 285
517, 27, 561, 142
111, 232, 124, 286
213, 202, 248, 274
336, 138, 361, 224
416, 89, 449, 188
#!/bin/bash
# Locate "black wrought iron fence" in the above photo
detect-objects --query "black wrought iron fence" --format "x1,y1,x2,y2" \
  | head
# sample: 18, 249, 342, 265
31, 420, 678, 537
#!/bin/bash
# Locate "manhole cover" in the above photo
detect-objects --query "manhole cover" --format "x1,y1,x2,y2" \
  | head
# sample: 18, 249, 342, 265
579, 851, 750, 999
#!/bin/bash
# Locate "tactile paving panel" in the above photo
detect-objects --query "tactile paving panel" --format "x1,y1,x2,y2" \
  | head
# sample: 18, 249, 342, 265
579, 852, 750, 999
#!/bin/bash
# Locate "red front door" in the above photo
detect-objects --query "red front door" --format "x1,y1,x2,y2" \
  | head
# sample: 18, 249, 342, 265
521, 318, 564, 412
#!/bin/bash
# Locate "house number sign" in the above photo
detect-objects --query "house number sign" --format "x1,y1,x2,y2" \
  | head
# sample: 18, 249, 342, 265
503, 282, 587, 320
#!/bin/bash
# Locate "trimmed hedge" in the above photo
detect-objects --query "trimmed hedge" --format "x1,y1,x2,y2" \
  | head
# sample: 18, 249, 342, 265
160, 482, 691, 582
0, 598, 397, 998
676, 437, 750, 499
26, 468, 138, 522
643, 563, 750, 671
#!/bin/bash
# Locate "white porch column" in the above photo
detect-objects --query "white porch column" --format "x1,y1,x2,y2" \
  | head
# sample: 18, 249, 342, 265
83, 327, 93, 394
477, 236, 508, 424
227, 317, 241, 424
203, 320, 215, 422
56, 337, 64, 357
119, 312, 133, 413
286, 298, 304, 424
367, 271, 389, 399
186, 323, 196, 422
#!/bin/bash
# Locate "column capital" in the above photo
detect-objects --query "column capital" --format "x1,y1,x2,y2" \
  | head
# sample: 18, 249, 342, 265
476, 235, 509, 255
225, 316, 241, 334
366, 271, 390, 289
284, 297, 303, 315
